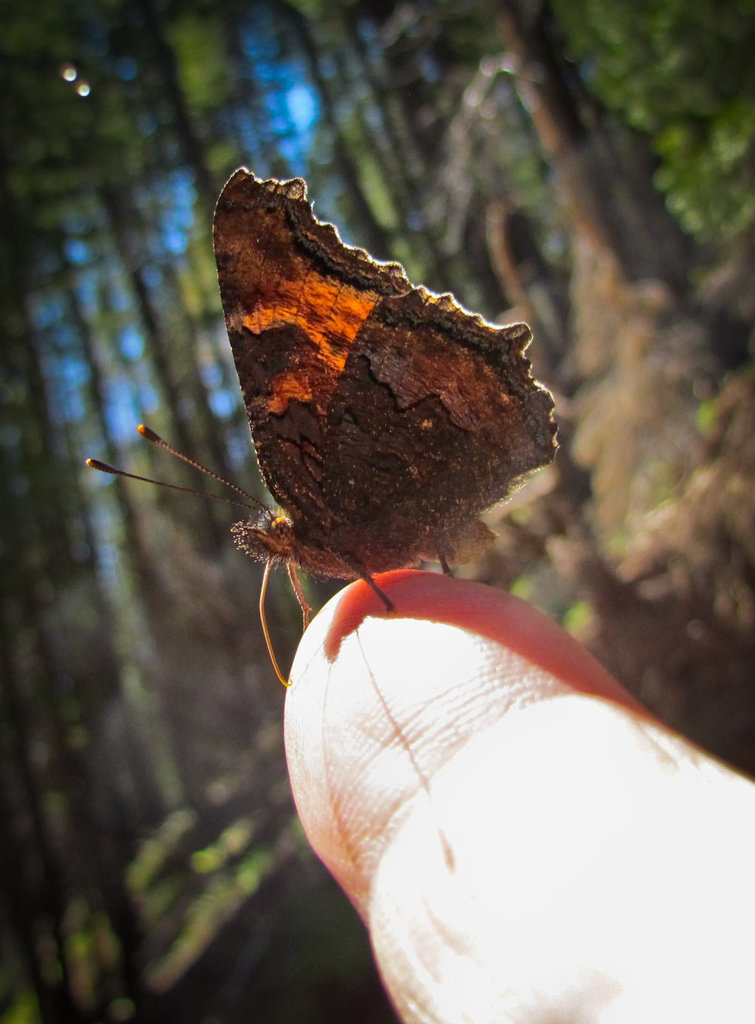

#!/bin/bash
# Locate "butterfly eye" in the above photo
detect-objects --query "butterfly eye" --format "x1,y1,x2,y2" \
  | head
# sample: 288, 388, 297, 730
269, 516, 290, 539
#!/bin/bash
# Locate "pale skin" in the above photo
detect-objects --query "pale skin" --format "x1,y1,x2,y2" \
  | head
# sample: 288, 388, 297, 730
284, 570, 755, 1024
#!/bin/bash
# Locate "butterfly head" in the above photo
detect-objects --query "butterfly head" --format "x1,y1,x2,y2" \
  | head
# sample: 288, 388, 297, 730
231, 512, 296, 564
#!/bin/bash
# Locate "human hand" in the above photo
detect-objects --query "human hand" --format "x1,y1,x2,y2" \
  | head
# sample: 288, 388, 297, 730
284, 570, 755, 1024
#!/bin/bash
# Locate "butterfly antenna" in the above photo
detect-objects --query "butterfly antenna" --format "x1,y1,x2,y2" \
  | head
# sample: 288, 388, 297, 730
86, 424, 271, 516
86, 457, 259, 511
259, 560, 291, 686
137, 424, 267, 508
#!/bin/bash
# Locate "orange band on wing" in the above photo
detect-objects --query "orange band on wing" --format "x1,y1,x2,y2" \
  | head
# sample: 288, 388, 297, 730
243, 277, 378, 372
268, 371, 312, 414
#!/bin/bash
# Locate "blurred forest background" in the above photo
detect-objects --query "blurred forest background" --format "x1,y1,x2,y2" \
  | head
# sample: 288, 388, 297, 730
3, 0, 755, 1020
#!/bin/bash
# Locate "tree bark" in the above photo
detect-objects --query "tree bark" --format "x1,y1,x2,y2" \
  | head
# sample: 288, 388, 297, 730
496, 0, 627, 269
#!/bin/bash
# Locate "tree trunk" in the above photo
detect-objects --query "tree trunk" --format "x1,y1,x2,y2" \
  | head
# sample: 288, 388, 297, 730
496, 0, 627, 268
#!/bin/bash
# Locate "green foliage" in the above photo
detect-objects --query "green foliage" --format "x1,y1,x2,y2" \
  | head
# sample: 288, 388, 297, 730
562, 599, 594, 636
147, 848, 275, 990
554, 0, 755, 243
169, 14, 233, 115
1, 991, 40, 1024
696, 394, 720, 434
191, 817, 255, 871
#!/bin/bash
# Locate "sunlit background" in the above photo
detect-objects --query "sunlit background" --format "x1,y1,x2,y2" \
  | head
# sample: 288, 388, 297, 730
2, 1, 754, 1021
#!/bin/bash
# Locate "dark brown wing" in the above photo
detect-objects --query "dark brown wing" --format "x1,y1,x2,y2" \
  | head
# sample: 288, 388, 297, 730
213, 168, 409, 525
314, 288, 556, 571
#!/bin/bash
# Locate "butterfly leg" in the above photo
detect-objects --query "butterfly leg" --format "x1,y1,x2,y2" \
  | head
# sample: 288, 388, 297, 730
287, 562, 313, 630
436, 543, 454, 576
259, 560, 290, 686
358, 572, 394, 613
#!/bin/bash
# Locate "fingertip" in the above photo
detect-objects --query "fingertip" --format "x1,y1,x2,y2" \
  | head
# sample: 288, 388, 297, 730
322, 570, 642, 713
284, 572, 644, 913
283, 573, 753, 1024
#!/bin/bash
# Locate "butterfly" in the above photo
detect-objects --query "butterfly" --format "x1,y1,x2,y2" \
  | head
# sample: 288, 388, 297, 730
212, 169, 556, 674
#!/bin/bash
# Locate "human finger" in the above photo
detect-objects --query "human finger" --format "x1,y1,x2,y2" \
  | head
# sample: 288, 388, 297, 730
285, 571, 755, 1023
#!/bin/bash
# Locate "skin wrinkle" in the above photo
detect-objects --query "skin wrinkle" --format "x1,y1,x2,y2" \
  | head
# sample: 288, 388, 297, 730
319, 656, 363, 889
307, 608, 558, 913
355, 631, 457, 873
303, 620, 446, 910
371, 795, 500, 1022
327, 653, 416, 897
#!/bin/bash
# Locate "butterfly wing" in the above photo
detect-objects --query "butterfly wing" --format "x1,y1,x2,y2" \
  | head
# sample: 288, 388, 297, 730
319, 289, 556, 570
213, 168, 408, 528
214, 168, 556, 576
